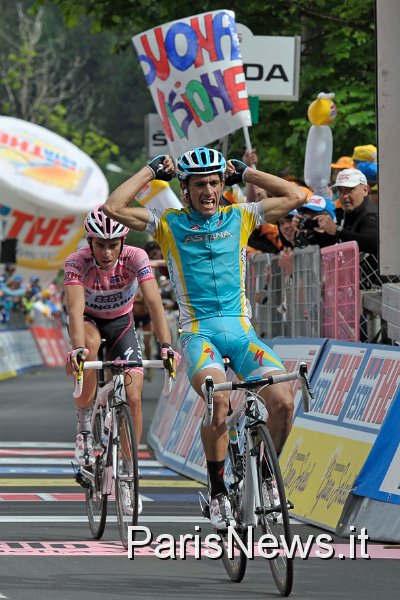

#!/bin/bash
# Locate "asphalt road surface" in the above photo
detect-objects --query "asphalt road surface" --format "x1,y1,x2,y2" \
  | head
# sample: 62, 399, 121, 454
0, 366, 399, 600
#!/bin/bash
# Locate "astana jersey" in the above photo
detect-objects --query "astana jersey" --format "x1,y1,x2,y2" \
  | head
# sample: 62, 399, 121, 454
146, 202, 266, 327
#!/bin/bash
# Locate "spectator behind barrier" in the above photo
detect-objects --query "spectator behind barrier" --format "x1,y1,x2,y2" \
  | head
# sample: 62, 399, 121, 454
316, 169, 379, 294
330, 156, 355, 215
0, 273, 26, 322
291, 195, 337, 249
352, 144, 378, 206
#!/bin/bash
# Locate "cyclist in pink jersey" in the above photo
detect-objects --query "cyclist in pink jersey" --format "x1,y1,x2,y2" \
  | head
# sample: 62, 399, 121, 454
64, 205, 178, 513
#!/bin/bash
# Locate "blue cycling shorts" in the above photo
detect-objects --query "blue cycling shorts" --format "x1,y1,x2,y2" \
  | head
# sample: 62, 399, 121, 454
180, 316, 285, 381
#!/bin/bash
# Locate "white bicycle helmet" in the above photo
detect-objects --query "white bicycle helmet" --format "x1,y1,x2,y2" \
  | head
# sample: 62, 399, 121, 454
177, 147, 226, 180
84, 205, 129, 239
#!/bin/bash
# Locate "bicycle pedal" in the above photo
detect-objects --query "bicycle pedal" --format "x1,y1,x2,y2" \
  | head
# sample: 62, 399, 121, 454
71, 461, 91, 489
73, 469, 91, 489
198, 491, 210, 519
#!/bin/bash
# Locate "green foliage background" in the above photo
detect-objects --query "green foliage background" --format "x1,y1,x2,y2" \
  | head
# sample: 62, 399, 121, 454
1, 0, 376, 183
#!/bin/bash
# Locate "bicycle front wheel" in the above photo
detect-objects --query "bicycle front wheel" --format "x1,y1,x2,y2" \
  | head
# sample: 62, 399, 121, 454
114, 404, 139, 549
255, 423, 293, 597
219, 520, 248, 583
85, 412, 108, 539
218, 442, 247, 582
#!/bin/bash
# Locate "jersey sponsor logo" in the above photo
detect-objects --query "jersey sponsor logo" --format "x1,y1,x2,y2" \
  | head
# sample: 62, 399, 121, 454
64, 260, 81, 271
138, 266, 152, 277
94, 292, 123, 303
254, 349, 264, 366
204, 347, 215, 361
64, 272, 80, 282
86, 295, 132, 311
190, 224, 201, 231
183, 231, 233, 243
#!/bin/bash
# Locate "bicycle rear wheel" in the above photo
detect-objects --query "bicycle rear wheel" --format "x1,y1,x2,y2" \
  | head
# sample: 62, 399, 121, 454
85, 412, 108, 539
219, 443, 247, 582
114, 404, 139, 549
255, 423, 293, 597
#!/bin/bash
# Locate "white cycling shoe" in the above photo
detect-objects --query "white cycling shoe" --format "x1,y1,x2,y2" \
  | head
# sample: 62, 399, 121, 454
120, 482, 142, 516
209, 493, 236, 529
74, 432, 95, 467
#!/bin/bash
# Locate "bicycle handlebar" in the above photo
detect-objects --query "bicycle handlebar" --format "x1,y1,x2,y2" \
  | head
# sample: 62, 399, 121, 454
73, 358, 173, 399
201, 361, 314, 427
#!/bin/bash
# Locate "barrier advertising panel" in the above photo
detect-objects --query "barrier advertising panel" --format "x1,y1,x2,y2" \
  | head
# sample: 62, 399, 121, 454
352, 387, 400, 505
280, 341, 400, 530
0, 329, 43, 379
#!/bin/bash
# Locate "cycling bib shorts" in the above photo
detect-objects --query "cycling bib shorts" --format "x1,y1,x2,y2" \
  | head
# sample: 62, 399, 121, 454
180, 316, 285, 381
84, 311, 143, 373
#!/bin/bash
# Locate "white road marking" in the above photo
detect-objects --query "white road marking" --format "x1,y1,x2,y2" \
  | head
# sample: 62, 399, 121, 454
0, 458, 161, 466
0, 442, 147, 449
0, 515, 302, 524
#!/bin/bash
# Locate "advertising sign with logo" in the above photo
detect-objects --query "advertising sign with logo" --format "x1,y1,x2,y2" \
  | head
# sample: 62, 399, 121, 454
145, 113, 168, 158
353, 387, 400, 505
0, 117, 108, 284
236, 24, 300, 101
280, 341, 400, 530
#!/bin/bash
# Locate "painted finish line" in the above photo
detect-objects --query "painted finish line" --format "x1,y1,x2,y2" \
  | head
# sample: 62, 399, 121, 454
0, 541, 399, 558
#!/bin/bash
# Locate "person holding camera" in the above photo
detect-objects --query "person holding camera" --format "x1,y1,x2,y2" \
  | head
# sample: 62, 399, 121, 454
291, 194, 337, 249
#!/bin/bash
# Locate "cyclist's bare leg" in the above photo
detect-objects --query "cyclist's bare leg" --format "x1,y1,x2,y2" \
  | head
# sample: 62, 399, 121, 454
192, 367, 229, 462
125, 370, 144, 447
259, 374, 294, 455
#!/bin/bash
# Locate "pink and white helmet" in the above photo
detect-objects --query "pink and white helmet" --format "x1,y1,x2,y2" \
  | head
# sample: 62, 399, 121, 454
84, 205, 129, 239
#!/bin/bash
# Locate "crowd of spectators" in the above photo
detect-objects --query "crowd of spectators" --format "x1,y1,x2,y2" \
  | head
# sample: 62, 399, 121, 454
0, 263, 63, 326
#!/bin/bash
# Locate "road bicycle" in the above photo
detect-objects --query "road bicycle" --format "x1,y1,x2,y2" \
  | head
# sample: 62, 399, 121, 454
200, 362, 314, 597
72, 352, 174, 549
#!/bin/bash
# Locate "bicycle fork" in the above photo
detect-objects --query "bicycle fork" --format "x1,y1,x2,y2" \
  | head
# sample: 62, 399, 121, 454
241, 429, 261, 528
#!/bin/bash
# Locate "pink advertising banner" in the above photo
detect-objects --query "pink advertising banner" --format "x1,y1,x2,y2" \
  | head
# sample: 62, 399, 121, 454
132, 10, 251, 157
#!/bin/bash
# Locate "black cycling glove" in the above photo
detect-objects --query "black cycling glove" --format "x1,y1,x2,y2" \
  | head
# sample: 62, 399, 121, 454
147, 155, 174, 181
224, 159, 248, 186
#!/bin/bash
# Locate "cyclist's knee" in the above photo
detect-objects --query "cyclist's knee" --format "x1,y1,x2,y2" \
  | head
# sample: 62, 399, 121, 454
264, 383, 294, 421
126, 388, 142, 408
211, 392, 229, 426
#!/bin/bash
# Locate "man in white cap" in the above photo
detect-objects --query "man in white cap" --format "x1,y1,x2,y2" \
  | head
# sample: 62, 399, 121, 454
311, 168, 377, 256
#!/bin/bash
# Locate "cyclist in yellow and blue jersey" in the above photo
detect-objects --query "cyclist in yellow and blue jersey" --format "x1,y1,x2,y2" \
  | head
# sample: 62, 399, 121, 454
104, 147, 307, 529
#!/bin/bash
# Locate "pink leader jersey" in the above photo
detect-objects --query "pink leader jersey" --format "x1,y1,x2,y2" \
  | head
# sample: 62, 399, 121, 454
63, 245, 154, 319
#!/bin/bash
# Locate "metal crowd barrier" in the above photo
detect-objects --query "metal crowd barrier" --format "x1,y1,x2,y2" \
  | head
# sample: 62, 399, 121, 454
246, 247, 322, 340
320, 242, 360, 342
245, 241, 392, 344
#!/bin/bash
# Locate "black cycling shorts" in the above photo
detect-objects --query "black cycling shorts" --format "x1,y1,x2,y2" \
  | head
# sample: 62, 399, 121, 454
84, 311, 142, 364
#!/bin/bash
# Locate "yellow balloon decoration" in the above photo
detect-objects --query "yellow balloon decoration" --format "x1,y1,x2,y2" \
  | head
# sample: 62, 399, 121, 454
308, 92, 336, 126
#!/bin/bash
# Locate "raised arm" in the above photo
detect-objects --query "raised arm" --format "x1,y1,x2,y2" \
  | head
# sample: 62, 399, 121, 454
243, 168, 307, 223
103, 156, 176, 231
225, 160, 307, 222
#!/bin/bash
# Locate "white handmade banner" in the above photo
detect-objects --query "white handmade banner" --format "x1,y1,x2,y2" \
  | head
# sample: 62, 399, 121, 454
132, 10, 251, 157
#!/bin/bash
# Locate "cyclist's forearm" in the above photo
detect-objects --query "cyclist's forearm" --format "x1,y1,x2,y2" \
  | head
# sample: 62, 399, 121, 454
66, 310, 86, 349
147, 304, 172, 347
244, 168, 298, 198
103, 167, 153, 231
151, 315, 172, 347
